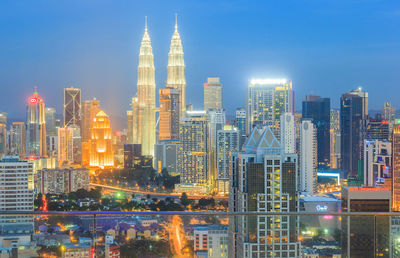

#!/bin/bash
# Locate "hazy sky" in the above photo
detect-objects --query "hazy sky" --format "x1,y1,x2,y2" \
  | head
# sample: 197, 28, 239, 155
1, 0, 399, 122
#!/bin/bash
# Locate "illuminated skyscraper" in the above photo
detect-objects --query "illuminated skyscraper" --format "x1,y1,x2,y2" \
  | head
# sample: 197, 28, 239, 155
300, 119, 317, 194
204, 77, 222, 110
382, 102, 395, 122
330, 109, 340, 168
246, 79, 294, 136
159, 88, 180, 141
45, 107, 57, 137
340, 88, 368, 179
8, 122, 25, 158
302, 95, 330, 167
63, 88, 81, 128
167, 15, 186, 118
0, 114, 6, 157
89, 110, 114, 168
126, 110, 133, 144
26, 87, 46, 157
58, 127, 74, 167
280, 112, 296, 154
216, 125, 239, 193
133, 19, 156, 156
392, 123, 400, 211
81, 98, 100, 143
229, 126, 300, 257
176, 111, 210, 194
234, 108, 246, 148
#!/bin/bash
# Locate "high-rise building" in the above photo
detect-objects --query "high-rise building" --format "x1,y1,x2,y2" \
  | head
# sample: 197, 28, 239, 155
204, 77, 222, 110
280, 112, 296, 154
89, 110, 114, 168
341, 187, 390, 257
167, 16, 186, 118
382, 102, 395, 122
58, 126, 81, 167
392, 124, 400, 211
302, 95, 330, 167
246, 78, 294, 136
8, 122, 25, 157
176, 111, 210, 194
126, 110, 133, 144
330, 109, 340, 169
124, 144, 152, 169
216, 125, 239, 194
133, 19, 156, 156
159, 88, 180, 141
234, 108, 246, 148
300, 120, 317, 194
363, 140, 391, 187
360, 117, 390, 141
0, 156, 34, 251
0, 124, 6, 158
0, 156, 34, 211
35, 167, 90, 194
81, 98, 100, 143
63, 88, 81, 128
45, 107, 57, 137
154, 141, 179, 175
229, 126, 300, 257
340, 88, 368, 179
26, 87, 47, 157
0, 112, 6, 125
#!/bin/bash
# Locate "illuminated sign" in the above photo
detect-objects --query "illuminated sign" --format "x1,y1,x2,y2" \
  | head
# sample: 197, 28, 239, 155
316, 205, 328, 212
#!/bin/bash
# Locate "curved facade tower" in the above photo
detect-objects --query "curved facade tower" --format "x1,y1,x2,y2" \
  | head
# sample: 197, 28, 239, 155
167, 16, 186, 118
26, 87, 46, 157
135, 19, 156, 156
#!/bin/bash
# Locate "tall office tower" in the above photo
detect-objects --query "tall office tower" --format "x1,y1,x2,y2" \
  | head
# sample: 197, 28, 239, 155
204, 77, 222, 110
0, 124, 5, 158
177, 111, 210, 194
0, 157, 34, 252
58, 127, 78, 167
159, 88, 180, 141
341, 187, 390, 257
45, 107, 57, 137
302, 95, 330, 167
382, 102, 395, 122
234, 108, 246, 148
81, 98, 100, 143
126, 110, 133, 144
300, 120, 317, 194
294, 112, 302, 153
133, 20, 156, 156
167, 16, 186, 118
89, 110, 114, 168
26, 87, 47, 157
330, 109, 340, 168
194, 225, 228, 258
216, 125, 239, 194
229, 126, 300, 257
63, 88, 81, 127
340, 88, 368, 179
280, 112, 296, 154
363, 140, 391, 187
8, 122, 26, 157
246, 79, 294, 137
393, 124, 400, 211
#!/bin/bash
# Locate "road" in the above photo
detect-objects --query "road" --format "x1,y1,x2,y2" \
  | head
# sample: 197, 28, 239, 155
90, 183, 228, 201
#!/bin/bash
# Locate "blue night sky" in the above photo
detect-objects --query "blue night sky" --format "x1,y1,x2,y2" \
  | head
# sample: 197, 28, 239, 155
0, 0, 399, 125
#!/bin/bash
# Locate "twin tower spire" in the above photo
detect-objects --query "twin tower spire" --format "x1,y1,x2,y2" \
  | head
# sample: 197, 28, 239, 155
132, 16, 186, 156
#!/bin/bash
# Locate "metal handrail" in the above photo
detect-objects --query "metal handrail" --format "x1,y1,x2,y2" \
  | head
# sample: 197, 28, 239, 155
0, 211, 398, 216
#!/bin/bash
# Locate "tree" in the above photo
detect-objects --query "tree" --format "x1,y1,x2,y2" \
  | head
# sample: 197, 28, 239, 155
180, 193, 190, 208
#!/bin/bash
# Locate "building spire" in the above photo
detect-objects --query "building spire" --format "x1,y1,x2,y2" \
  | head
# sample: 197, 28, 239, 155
145, 16, 148, 32
33, 85, 38, 95
175, 13, 178, 31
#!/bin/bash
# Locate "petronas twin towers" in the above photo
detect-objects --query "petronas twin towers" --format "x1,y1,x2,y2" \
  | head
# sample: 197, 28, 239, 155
132, 16, 185, 156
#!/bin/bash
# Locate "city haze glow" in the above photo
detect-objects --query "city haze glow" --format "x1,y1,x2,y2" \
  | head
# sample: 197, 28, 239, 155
250, 78, 288, 85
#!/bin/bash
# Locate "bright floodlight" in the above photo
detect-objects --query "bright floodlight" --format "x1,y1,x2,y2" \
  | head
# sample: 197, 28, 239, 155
250, 79, 288, 85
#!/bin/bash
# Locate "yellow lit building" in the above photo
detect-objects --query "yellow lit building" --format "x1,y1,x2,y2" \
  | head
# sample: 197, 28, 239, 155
392, 123, 400, 211
89, 110, 114, 168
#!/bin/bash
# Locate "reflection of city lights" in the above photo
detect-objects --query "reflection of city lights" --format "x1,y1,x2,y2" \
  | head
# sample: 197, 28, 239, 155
323, 215, 333, 220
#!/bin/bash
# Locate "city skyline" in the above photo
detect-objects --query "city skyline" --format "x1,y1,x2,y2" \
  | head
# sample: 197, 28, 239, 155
1, 1, 400, 121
